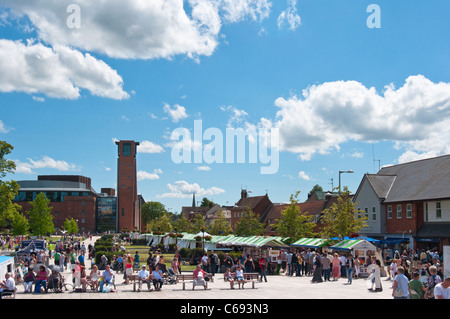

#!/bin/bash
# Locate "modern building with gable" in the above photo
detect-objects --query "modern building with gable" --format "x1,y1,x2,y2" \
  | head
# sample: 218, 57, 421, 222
353, 155, 450, 251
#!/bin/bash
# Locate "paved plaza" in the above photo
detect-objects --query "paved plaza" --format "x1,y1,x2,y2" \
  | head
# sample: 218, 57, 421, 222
11, 238, 394, 300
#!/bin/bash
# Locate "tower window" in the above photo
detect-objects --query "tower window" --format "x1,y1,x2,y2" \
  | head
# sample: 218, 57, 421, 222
123, 143, 131, 156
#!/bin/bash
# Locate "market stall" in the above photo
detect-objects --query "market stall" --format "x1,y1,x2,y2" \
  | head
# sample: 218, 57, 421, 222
329, 239, 378, 277
290, 238, 328, 249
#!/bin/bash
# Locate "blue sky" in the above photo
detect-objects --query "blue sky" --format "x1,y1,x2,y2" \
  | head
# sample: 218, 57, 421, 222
1, 0, 450, 213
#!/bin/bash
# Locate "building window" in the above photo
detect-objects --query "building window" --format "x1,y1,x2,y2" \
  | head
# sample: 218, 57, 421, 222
122, 208, 125, 217
397, 205, 402, 219
372, 207, 376, 221
425, 202, 429, 222
364, 208, 369, 220
406, 204, 412, 218
387, 205, 392, 219
81, 218, 85, 224
82, 210, 86, 215
436, 202, 442, 218
82, 200, 85, 206
123, 143, 131, 156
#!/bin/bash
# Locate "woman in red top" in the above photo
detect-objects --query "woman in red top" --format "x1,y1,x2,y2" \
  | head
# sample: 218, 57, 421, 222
124, 254, 134, 284
35, 265, 48, 293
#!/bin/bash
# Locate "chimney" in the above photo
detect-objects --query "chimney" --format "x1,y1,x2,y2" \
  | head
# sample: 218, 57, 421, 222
241, 189, 248, 200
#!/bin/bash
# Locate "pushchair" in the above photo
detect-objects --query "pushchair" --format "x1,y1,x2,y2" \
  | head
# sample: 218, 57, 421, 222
164, 268, 178, 285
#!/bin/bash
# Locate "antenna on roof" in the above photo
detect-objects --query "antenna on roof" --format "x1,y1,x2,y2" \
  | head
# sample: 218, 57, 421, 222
372, 142, 381, 173
329, 178, 334, 190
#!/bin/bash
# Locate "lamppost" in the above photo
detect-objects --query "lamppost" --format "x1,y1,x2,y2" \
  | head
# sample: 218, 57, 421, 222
339, 170, 354, 194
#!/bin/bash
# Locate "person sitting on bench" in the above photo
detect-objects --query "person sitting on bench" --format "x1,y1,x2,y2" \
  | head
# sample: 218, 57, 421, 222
0, 273, 15, 298
152, 264, 164, 291
193, 265, 207, 290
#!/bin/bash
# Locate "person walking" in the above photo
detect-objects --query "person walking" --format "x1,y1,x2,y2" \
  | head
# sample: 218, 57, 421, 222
408, 271, 426, 299
392, 266, 410, 299
321, 253, 332, 281
311, 253, 323, 283
332, 253, 341, 281
345, 254, 355, 285
367, 259, 383, 292
259, 253, 268, 282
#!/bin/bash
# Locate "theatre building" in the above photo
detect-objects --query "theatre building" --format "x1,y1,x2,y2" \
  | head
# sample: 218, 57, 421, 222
13, 175, 117, 234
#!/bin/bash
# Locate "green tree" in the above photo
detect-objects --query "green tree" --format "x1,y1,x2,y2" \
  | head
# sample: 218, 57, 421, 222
235, 206, 265, 236
28, 192, 55, 236
63, 218, 79, 235
10, 211, 29, 235
141, 201, 167, 225
308, 184, 323, 197
200, 197, 215, 208
209, 209, 233, 235
148, 214, 172, 233
191, 214, 206, 234
0, 141, 22, 229
271, 191, 316, 243
319, 187, 368, 240
172, 215, 192, 233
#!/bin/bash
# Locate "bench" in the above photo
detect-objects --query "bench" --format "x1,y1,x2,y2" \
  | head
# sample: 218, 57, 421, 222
177, 273, 213, 290
224, 272, 259, 289
1, 287, 17, 299
126, 274, 141, 291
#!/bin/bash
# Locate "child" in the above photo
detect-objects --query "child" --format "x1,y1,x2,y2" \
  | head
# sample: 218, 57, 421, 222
224, 268, 235, 289
236, 266, 245, 289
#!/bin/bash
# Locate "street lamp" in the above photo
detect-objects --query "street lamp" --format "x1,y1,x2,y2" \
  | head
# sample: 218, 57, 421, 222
339, 170, 354, 194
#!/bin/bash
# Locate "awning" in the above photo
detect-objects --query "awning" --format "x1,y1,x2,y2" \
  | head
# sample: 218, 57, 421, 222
378, 238, 409, 245
330, 239, 376, 251
416, 223, 450, 238
291, 238, 328, 248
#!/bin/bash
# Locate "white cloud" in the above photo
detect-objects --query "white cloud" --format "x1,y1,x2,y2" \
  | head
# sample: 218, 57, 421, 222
1, 0, 271, 61
196, 166, 212, 171
0, 120, 11, 133
351, 151, 364, 159
32, 96, 45, 102
137, 169, 163, 181
163, 103, 189, 123
15, 156, 81, 174
0, 39, 129, 100
298, 171, 310, 181
220, 105, 249, 127
220, 0, 271, 23
277, 0, 301, 31
137, 140, 165, 154
158, 180, 225, 199
269, 75, 450, 162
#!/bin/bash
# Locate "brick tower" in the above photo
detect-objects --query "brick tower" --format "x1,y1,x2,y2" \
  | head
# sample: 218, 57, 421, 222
116, 140, 140, 232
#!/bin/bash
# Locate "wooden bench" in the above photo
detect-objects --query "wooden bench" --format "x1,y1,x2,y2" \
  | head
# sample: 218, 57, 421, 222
126, 274, 141, 291
177, 273, 213, 290
1, 287, 17, 299
224, 272, 259, 289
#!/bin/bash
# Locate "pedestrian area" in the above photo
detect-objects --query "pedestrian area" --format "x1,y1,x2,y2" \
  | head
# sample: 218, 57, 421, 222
12, 237, 393, 300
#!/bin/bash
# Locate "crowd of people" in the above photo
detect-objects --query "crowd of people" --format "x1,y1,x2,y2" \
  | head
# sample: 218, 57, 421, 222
383, 248, 447, 299
2, 233, 449, 299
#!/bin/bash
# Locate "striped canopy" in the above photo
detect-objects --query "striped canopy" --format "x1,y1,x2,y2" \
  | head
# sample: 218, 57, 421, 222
290, 238, 328, 249
329, 239, 376, 251
217, 235, 288, 247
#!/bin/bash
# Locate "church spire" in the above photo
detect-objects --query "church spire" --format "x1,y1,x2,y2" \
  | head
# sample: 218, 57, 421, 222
192, 192, 196, 207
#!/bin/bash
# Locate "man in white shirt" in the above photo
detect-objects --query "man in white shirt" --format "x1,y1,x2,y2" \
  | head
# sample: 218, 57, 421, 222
434, 277, 450, 299
0, 273, 15, 299
137, 265, 153, 292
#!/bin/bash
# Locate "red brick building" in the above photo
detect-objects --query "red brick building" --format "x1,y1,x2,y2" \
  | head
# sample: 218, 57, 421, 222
354, 155, 450, 251
115, 140, 141, 232
14, 175, 103, 234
